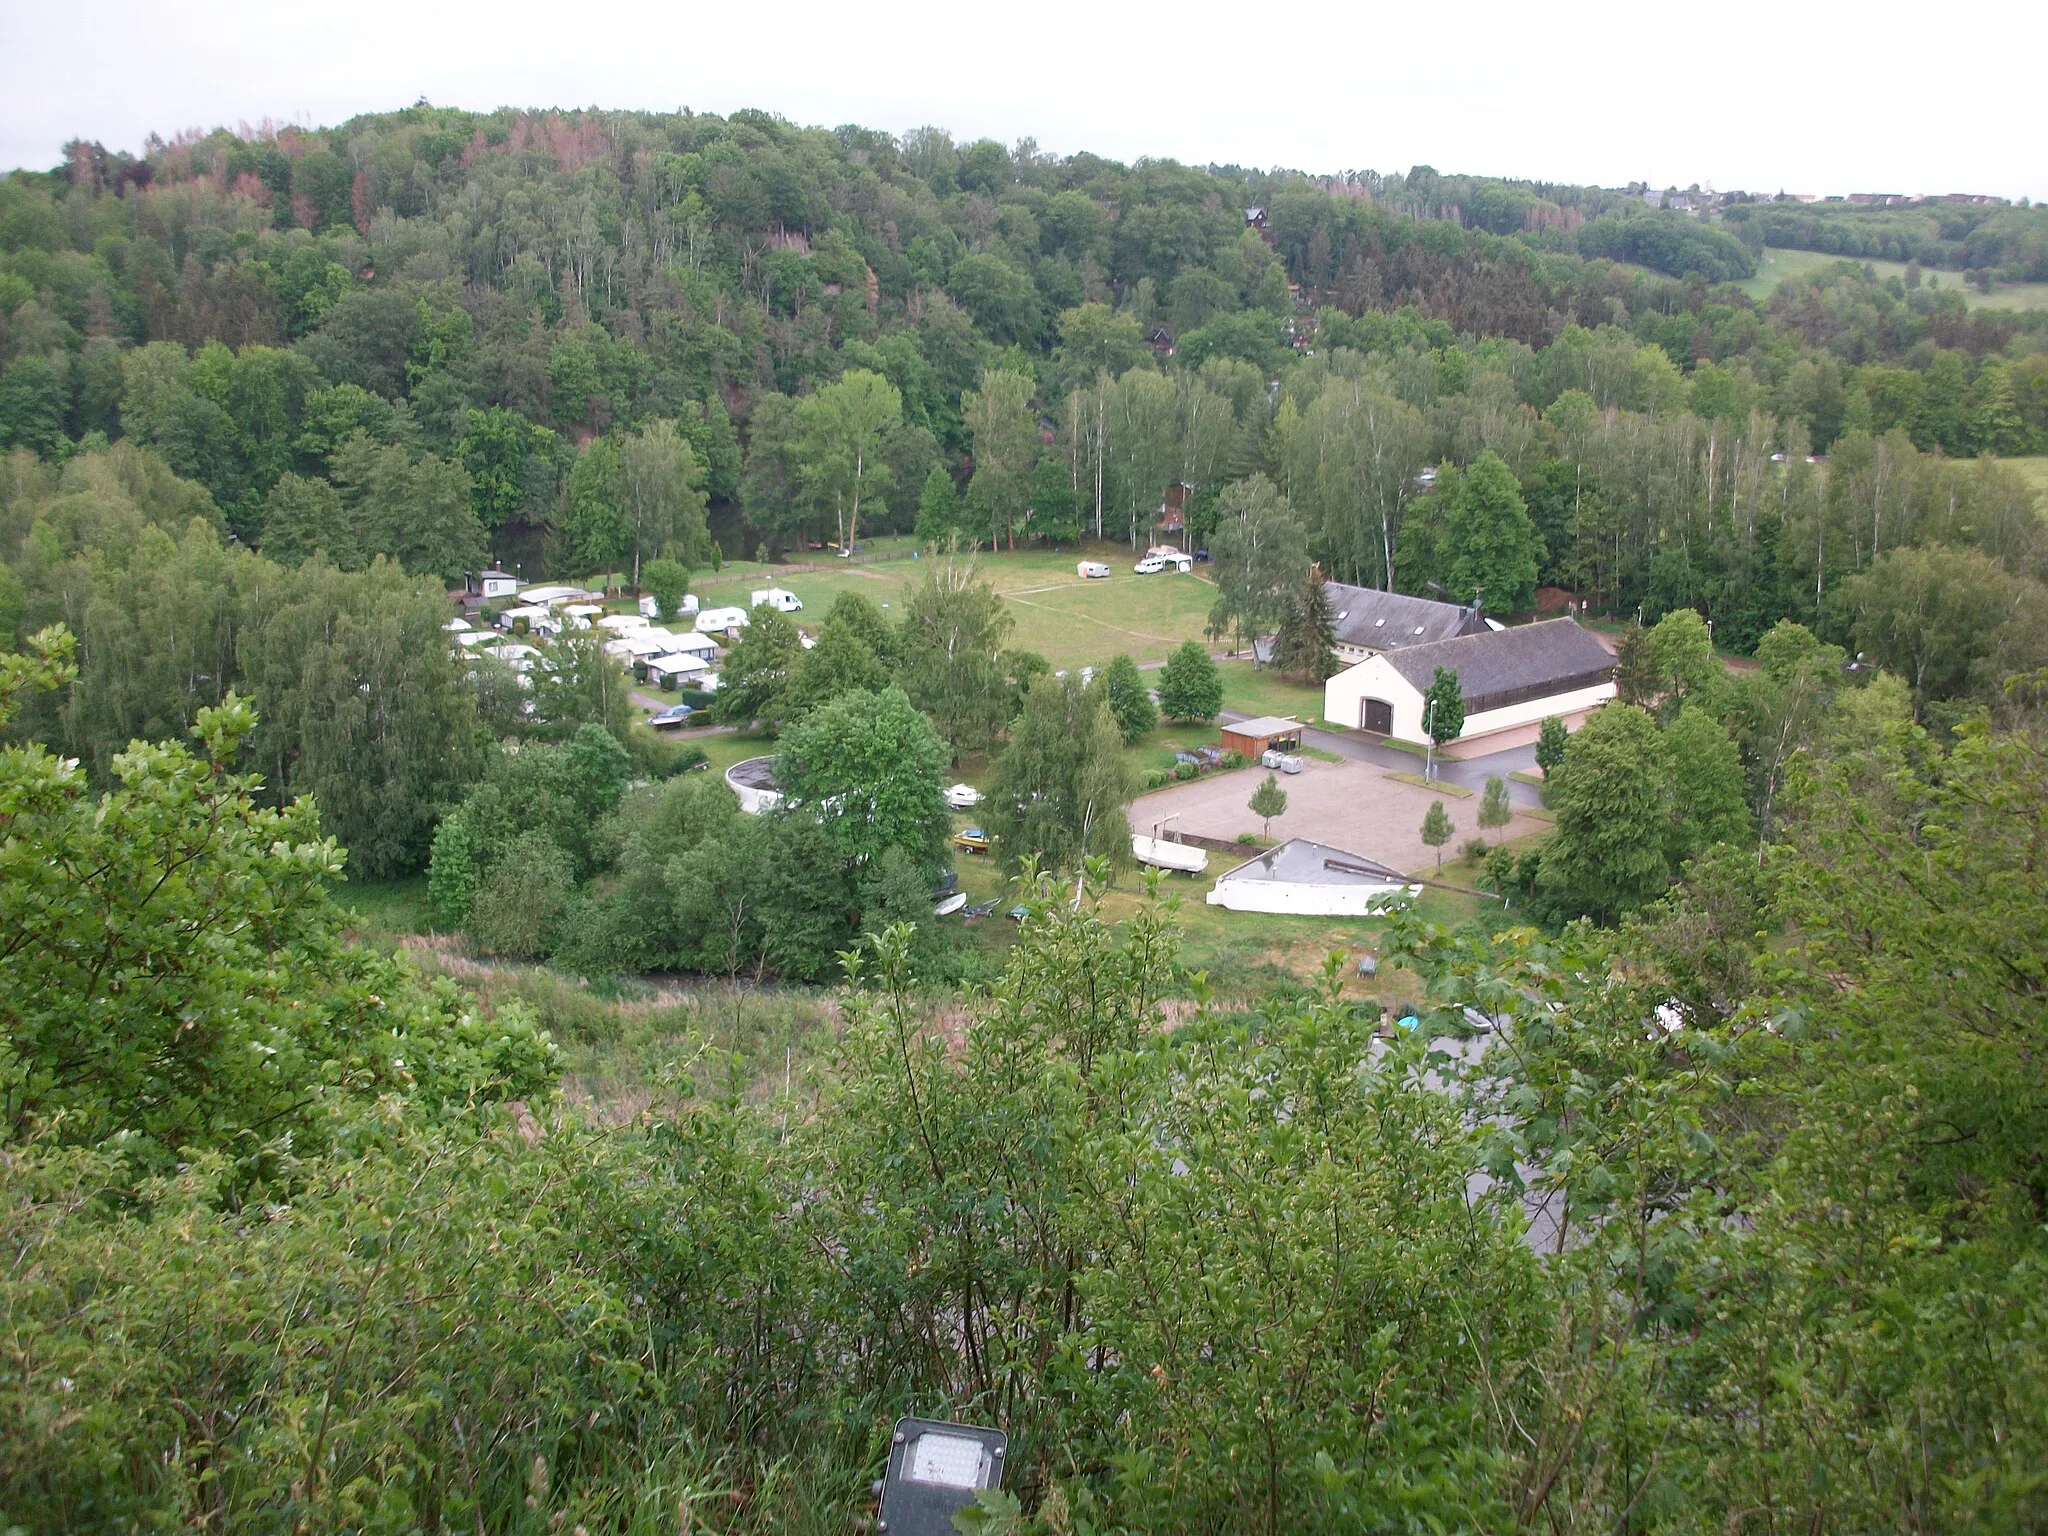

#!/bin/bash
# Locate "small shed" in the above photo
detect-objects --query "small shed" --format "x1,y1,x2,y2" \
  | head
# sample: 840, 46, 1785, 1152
1220, 715, 1303, 760
476, 570, 520, 601
1207, 839, 1417, 916
645, 653, 711, 687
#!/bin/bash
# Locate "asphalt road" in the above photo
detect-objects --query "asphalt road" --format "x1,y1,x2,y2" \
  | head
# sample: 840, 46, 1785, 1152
1219, 710, 1547, 809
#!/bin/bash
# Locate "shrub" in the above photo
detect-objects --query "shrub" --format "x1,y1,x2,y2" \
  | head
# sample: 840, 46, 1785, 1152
1219, 749, 1246, 770
1462, 837, 1490, 862
1235, 831, 1259, 845
1143, 768, 1173, 790
1172, 760, 1200, 781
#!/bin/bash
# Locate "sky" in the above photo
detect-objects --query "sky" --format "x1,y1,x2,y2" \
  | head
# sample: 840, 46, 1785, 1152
3, 0, 2044, 198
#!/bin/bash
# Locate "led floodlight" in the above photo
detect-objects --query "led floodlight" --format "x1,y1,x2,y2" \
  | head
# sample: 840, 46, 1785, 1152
874, 1417, 1006, 1535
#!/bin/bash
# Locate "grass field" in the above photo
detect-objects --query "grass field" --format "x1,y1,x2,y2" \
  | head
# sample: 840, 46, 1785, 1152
1737, 246, 2048, 310
2005, 456, 2048, 510
687, 544, 1221, 671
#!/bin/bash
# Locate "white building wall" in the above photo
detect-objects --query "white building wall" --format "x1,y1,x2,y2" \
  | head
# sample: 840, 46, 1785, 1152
1459, 682, 1616, 740
1324, 655, 1424, 737
1324, 658, 1617, 745
1207, 878, 1417, 916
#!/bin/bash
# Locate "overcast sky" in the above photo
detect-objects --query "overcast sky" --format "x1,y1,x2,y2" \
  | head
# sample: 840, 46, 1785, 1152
4, 0, 2044, 198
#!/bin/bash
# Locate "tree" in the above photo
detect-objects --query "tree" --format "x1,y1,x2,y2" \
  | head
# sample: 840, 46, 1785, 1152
963, 366, 1037, 548
1535, 715, 1569, 777
1840, 544, 2033, 715
1420, 799, 1454, 868
1156, 640, 1223, 723
1107, 367, 1180, 547
530, 631, 632, 740
1436, 451, 1543, 611
775, 685, 950, 877
1423, 666, 1465, 751
258, 472, 360, 569
897, 554, 1015, 755
1271, 565, 1341, 683
563, 436, 631, 579
822, 588, 899, 669
1100, 652, 1157, 744
915, 463, 964, 544
1250, 772, 1288, 840
0, 354, 67, 456
1664, 703, 1750, 865
237, 555, 486, 878
618, 419, 710, 586
794, 370, 900, 553
1206, 474, 1307, 657
1538, 702, 1672, 922
782, 621, 890, 721
1478, 774, 1512, 835
983, 671, 1135, 872
1051, 302, 1147, 393
642, 556, 691, 620
329, 434, 487, 584
1614, 623, 1658, 706
2, 625, 545, 1163
713, 605, 802, 728
1645, 607, 1720, 711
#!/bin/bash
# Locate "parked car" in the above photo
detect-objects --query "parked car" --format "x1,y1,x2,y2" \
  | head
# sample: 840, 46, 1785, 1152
1134, 553, 1193, 574
946, 783, 983, 809
645, 703, 694, 730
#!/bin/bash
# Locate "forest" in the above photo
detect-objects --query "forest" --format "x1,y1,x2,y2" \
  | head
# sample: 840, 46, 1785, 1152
3, 105, 2047, 1534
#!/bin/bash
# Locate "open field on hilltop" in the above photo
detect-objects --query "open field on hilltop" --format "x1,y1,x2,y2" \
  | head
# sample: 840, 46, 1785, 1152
691, 544, 1222, 669
1737, 246, 2048, 309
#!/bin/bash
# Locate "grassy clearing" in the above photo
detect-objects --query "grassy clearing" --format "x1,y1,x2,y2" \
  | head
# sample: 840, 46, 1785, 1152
2002, 456, 2048, 510
1737, 246, 2048, 309
677, 545, 1220, 671
337, 873, 436, 947
1216, 660, 1327, 722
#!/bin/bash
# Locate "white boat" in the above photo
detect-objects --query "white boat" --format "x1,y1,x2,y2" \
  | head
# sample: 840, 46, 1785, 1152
1131, 835, 1208, 874
932, 891, 969, 917
946, 783, 983, 809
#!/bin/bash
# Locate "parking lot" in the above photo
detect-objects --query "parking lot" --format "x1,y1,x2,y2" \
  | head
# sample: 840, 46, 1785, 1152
1129, 757, 1547, 875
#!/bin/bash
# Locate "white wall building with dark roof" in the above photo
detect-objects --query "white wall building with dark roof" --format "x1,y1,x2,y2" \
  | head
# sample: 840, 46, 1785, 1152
1324, 618, 1617, 745
1323, 581, 1489, 665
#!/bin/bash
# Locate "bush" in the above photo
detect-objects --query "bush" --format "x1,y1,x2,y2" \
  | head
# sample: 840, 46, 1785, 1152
1219, 749, 1246, 770
1143, 768, 1173, 790
1462, 837, 1490, 862
626, 724, 708, 780
1172, 760, 1200, 781
1235, 831, 1259, 845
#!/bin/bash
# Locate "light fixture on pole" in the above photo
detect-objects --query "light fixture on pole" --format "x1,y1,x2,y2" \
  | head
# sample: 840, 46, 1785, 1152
872, 1418, 1007, 1536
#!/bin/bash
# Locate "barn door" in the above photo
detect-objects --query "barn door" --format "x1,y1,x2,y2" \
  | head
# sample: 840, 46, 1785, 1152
1363, 698, 1394, 734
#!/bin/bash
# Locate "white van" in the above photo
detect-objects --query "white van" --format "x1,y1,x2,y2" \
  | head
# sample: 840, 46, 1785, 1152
1076, 561, 1110, 579
749, 587, 803, 613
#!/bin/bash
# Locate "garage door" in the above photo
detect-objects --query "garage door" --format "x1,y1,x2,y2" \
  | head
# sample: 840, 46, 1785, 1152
1362, 698, 1394, 734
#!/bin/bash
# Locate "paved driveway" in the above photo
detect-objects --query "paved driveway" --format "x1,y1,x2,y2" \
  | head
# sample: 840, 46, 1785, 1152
1130, 757, 1547, 876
